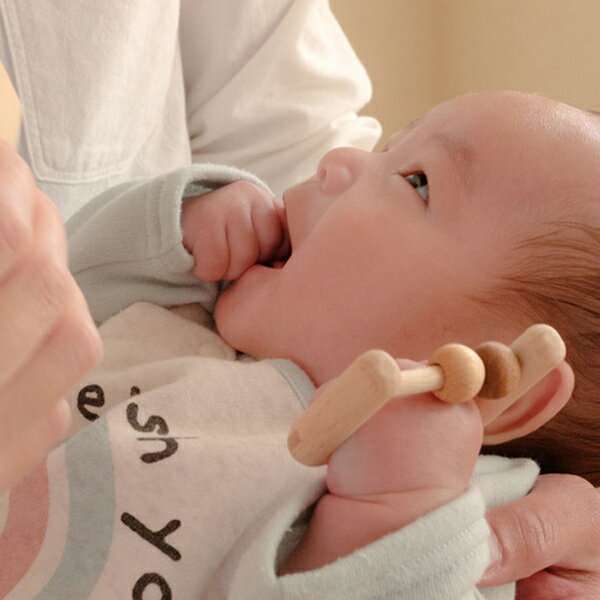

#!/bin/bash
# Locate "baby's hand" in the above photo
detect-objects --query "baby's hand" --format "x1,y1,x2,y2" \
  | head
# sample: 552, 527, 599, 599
281, 359, 483, 574
181, 182, 289, 282
326, 359, 482, 501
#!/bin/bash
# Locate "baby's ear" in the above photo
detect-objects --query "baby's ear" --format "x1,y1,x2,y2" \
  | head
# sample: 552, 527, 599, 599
482, 361, 574, 445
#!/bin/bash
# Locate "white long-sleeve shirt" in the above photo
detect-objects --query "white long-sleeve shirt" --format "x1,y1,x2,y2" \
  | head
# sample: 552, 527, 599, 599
0, 0, 380, 221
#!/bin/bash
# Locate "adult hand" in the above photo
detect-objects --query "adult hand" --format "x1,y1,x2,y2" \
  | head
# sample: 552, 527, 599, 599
0, 141, 102, 494
480, 473, 600, 599
181, 181, 289, 282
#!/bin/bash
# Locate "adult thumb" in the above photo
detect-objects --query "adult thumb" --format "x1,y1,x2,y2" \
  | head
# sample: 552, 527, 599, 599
479, 473, 600, 587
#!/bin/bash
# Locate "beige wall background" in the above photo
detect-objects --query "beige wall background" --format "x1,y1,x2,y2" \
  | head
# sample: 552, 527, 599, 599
330, 0, 600, 144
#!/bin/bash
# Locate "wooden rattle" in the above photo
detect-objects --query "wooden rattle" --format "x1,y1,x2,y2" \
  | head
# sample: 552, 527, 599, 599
0, 62, 21, 146
288, 324, 565, 467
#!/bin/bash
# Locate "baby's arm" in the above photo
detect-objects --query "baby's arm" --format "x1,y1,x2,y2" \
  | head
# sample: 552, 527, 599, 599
280, 359, 484, 574
67, 165, 279, 324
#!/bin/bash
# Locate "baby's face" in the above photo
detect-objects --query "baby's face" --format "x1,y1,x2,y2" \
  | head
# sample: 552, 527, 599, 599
215, 91, 600, 384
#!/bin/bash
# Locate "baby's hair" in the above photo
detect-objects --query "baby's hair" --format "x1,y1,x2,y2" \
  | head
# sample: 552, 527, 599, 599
481, 220, 600, 486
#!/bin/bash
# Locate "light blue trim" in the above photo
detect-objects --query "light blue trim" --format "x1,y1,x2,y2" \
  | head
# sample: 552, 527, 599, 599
35, 418, 115, 599
268, 359, 315, 409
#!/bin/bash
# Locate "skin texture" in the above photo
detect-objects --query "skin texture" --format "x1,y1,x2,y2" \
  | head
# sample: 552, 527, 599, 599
0, 141, 102, 494
182, 91, 600, 592
182, 180, 288, 283
0, 90, 596, 595
214, 91, 600, 386
280, 359, 484, 574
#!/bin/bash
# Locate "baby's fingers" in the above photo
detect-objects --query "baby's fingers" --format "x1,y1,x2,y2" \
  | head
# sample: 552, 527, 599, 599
183, 181, 287, 281
185, 214, 230, 282
222, 184, 286, 279
187, 200, 261, 282
222, 196, 286, 279
249, 194, 288, 265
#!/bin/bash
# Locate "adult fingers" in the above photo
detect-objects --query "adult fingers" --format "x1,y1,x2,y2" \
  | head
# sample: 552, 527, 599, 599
0, 141, 36, 276
0, 191, 75, 387
480, 473, 600, 587
516, 568, 600, 600
0, 286, 102, 451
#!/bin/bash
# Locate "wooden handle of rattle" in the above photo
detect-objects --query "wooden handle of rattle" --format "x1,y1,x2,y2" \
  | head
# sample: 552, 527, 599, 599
0, 62, 21, 146
288, 324, 566, 466
477, 324, 566, 429
288, 344, 487, 467
287, 349, 403, 467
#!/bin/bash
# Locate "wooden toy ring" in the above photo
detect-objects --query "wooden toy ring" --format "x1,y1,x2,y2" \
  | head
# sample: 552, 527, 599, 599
288, 324, 566, 467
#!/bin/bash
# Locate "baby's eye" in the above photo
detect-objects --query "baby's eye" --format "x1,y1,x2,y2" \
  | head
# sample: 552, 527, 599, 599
404, 172, 429, 201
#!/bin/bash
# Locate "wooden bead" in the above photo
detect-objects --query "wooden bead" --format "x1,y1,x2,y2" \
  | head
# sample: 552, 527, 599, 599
288, 349, 402, 466
429, 343, 486, 403
475, 341, 521, 399
478, 324, 565, 428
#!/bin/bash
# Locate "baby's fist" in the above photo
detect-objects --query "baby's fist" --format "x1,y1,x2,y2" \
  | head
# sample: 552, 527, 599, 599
280, 360, 484, 574
182, 181, 288, 282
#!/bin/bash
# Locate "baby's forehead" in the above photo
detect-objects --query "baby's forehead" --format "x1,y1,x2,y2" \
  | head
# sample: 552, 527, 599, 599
392, 95, 599, 222
394, 93, 595, 141
393, 95, 600, 173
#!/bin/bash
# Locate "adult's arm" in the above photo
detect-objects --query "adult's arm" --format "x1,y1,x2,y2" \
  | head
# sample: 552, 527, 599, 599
180, 0, 381, 197
0, 142, 101, 494
480, 473, 600, 598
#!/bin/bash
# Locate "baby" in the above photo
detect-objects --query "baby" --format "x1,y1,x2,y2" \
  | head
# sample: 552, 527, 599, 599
2, 91, 598, 599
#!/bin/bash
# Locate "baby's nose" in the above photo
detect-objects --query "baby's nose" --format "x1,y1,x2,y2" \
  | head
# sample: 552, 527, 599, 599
317, 147, 366, 194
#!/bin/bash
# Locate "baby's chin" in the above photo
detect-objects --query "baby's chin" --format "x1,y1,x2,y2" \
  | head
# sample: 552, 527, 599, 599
215, 287, 301, 371
214, 261, 290, 357
214, 282, 266, 358
213, 287, 242, 348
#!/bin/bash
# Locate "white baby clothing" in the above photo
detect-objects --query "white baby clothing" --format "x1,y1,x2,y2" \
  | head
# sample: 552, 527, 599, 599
0, 301, 538, 599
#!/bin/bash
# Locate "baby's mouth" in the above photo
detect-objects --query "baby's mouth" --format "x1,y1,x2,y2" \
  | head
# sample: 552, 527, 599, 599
266, 210, 292, 269
266, 246, 291, 269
